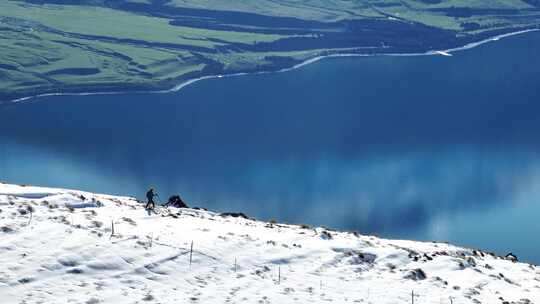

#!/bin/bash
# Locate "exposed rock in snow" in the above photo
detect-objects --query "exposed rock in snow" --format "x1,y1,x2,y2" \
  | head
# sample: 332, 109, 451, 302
0, 182, 539, 304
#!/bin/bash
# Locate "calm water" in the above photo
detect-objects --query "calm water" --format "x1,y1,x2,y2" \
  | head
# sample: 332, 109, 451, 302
1, 32, 540, 263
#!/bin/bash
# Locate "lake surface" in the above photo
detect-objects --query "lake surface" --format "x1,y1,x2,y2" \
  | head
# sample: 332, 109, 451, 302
2, 32, 540, 264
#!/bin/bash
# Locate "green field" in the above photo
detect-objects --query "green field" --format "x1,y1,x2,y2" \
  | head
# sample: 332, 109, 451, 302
1, 0, 539, 101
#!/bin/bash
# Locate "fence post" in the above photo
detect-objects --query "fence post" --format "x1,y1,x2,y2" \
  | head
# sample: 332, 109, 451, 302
278, 266, 281, 284
27, 211, 33, 226
234, 258, 237, 273
411, 290, 414, 304
189, 241, 193, 268
110, 220, 115, 239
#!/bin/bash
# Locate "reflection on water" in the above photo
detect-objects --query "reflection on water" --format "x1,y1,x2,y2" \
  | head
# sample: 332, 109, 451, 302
1, 32, 540, 263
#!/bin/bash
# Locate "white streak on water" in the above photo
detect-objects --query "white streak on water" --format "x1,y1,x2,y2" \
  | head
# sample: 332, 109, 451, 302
435, 51, 453, 57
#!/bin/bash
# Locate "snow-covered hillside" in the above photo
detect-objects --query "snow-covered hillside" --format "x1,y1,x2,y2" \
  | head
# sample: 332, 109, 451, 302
0, 183, 538, 304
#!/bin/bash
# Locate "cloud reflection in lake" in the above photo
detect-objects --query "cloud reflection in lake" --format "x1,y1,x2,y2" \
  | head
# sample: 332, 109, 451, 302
2, 31, 540, 263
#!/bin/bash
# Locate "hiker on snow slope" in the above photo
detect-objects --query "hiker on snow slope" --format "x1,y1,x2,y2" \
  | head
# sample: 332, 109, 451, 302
145, 187, 158, 209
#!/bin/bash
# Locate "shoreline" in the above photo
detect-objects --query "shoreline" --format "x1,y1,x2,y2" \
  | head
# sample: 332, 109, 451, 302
2, 28, 538, 105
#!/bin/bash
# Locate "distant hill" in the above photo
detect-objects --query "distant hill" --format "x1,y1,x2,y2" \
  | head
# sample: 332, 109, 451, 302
1, 0, 539, 101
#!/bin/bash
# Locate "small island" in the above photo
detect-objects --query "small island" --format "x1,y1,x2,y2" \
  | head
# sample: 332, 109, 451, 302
1, 0, 539, 102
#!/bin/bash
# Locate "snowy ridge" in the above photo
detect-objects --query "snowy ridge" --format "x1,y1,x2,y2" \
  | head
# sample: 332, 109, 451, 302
0, 183, 539, 304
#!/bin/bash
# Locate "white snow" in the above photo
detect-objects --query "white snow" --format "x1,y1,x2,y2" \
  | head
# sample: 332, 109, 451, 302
0, 182, 538, 304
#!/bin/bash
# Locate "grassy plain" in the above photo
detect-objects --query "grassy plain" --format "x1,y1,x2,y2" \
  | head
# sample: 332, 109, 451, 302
0, 0, 539, 101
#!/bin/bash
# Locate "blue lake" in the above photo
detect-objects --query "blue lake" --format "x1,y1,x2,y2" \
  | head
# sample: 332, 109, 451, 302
1, 32, 540, 264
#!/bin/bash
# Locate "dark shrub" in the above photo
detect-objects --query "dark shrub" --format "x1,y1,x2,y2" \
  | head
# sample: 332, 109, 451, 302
165, 195, 188, 208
